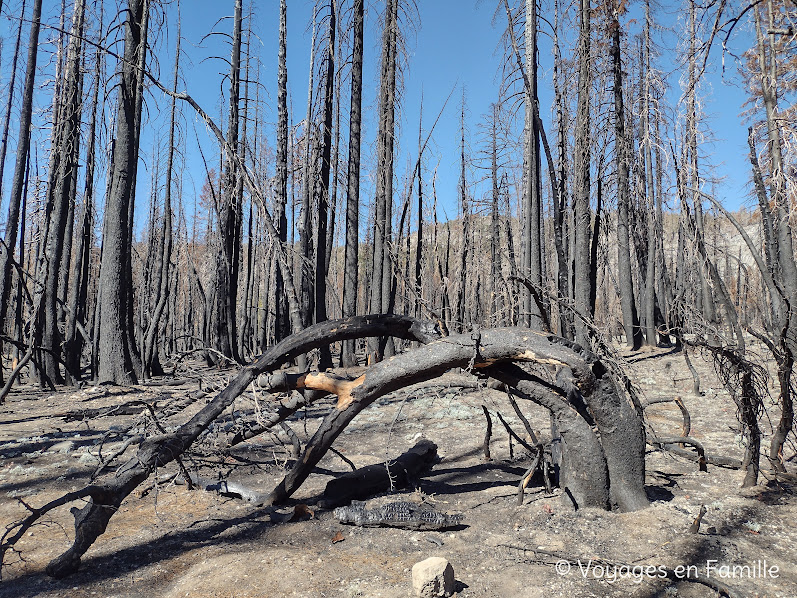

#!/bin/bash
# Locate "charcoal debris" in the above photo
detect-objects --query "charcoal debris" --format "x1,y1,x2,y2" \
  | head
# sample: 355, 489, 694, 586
333, 500, 464, 530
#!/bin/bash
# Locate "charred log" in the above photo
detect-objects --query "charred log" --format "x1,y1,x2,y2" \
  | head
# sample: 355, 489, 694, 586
320, 439, 438, 508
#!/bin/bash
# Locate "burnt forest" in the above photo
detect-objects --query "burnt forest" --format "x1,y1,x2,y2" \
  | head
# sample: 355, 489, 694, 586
0, 0, 795, 596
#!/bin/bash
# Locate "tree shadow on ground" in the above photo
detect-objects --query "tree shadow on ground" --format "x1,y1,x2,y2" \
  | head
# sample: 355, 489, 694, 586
1, 428, 105, 459
1, 503, 284, 598
625, 346, 682, 364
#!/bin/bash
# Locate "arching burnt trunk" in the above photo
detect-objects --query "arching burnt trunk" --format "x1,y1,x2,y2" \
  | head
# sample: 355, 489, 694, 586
267, 328, 648, 513
13, 317, 648, 579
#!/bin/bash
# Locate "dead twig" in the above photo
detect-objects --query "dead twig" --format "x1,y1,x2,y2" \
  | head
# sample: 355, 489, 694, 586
495, 410, 538, 455
689, 504, 707, 533
649, 436, 708, 472
674, 396, 691, 440
517, 448, 544, 506
329, 447, 357, 471
481, 405, 493, 461
507, 392, 538, 444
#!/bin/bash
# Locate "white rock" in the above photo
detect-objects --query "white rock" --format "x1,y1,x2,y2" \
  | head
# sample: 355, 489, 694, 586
78, 451, 99, 465
412, 557, 455, 598
49, 441, 75, 454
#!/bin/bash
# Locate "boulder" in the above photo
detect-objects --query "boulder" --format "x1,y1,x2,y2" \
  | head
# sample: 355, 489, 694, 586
411, 556, 454, 598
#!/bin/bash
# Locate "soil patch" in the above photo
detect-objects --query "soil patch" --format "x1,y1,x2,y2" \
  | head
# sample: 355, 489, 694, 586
1, 347, 795, 597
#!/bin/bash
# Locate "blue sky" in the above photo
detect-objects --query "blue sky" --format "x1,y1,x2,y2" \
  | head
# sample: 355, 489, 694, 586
159, 0, 761, 226
175, 0, 511, 227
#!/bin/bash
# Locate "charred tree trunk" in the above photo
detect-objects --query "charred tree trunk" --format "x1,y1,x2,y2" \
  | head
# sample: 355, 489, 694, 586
413, 99, 424, 321
589, 178, 602, 320
755, 3, 797, 341
572, 0, 592, 346
642, 3, 657, 346
325, 38, 342, 280
749, 3, 796, 477
686, 0, 716, 331
521, 0, 543, 330
368, 0, 399, 360
455, 96, 469, 332
142, 2, 179, 378
274, 0, 290, 342
341, 0, 364, 367
490, 104, 503, 325
748, 127, 778, 311
0, 0, 42, 376
236, 19, 253, 360
96, 0, 148, 385
502, 175, 518, 324
610, 3, 642, 350
212, 0, 244, 363
552, 0, 571, 339
64, 5, 102, 384
36, 0, 86, 387
0, 0, 26, 201
298, 9, 317, 329
314, 0, 336, 369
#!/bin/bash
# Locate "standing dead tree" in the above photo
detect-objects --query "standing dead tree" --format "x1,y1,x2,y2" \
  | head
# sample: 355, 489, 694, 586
211, 0, 244, 364
273, 0, 290, 344
35, 0, 87, 387
1, 315, 648, 579
609, 0, 643, 350
684, 0, 716, 332
64, 1, 103, 384
503, 0, 544, 330
368, 0, 399, 361
96, 0, 149, 384
0, 0, 42, 383
0, 0, 27, 205
706, 344, 766, 487
340, 0, 365, 366
572, 0, 594, 347
313, 0, 337, 370
705, 135, 794, 483
141, 0, 180, 379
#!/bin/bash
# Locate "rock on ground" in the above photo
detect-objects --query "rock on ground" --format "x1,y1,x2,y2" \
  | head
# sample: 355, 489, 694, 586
412, 556, 455, 597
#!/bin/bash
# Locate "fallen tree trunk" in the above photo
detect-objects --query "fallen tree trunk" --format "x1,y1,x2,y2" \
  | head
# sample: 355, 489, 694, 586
2, 320, 649, 579
1, 315, 442, 579
334, 500, 463, 530
319, 438, 439, 508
